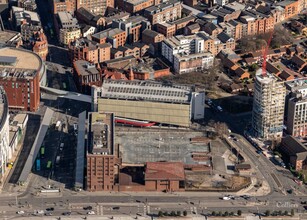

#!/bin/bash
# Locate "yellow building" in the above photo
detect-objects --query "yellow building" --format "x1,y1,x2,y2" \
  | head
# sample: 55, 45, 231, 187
92, 79, 205, 127
59, 28, 81, 46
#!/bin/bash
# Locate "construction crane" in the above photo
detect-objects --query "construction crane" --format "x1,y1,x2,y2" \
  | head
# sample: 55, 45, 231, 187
261, 30, 274, 77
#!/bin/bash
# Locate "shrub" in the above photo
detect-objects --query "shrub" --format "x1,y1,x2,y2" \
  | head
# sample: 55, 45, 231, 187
183, 210, 187, 216
170, 211, 176, 216
291, 209, 295, 216
237, 210, 242, 216
158, 211, 163, 217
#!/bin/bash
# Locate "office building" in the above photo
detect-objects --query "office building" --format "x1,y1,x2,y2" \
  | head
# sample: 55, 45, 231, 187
92, 79, 205, 127
252, 69, 286, 139
86, 112, 118, 191
0, 47, 44, 111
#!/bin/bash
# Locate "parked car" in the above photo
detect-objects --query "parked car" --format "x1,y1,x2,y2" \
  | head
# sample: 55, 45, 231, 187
222, 196, 231, 200
62, 212, 71, 216
83, 206, 92, 210
217, 106, 223, 112
17, 211, 25, 214
46, 208, 54, 211
87, 211, 95, 215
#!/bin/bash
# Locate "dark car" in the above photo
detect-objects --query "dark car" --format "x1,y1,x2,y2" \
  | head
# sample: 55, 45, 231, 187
113, 207, 120, 210
62, 212, 71, 216
83, 206, 92, 210
287, 189, 293, 194
46, 208, 54, 211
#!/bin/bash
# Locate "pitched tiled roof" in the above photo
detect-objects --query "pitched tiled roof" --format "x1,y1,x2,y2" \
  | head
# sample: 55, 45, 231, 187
292, 54, 306, 67
217, 32, 232, 43
145, 162, 185, 180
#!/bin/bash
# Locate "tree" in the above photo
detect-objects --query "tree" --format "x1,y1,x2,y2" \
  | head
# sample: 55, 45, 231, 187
170, 211, 176, 216
284, 211, 288, 216
158, 211, 163, 217
291, 209, 295, 216
212, 211, 216, 216
237, 210, 242, 216
176, 211, 181, 216
218, 211, 222, 216
224, 211, 229, 216
163, 211, 168, 216
229, 212, 234, 216
183, 210, 187, 216
265, 210, 270, 216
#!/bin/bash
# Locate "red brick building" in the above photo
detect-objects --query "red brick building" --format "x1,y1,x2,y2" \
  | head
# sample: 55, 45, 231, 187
86, 112, 119, 191
0, 47, 41, 111
145, 162, 185, 192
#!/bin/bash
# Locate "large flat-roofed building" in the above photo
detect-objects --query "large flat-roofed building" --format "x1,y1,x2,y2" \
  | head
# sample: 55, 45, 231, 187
0, 47, 44, 111
86, 112, 118, 191
92, 79, 205, 127
116, 0, 162, 14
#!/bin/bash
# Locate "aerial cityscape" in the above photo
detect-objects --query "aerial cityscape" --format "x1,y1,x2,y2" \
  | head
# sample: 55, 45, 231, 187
0, 0, 305, 219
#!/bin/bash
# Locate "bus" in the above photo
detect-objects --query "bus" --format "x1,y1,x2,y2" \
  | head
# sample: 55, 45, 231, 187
46, 161, 52, 169
40, 146, 45, 159
36, 159, 41, 171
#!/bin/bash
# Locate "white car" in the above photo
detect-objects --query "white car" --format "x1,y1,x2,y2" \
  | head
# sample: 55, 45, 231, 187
217, 106, 223, 112
87, 211, 95, 215
222, 196, 231, 200
17, 211, 25, 214
35, 210, 44, 215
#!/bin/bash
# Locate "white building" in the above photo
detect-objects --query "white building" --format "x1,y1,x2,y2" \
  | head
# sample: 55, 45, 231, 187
0, 88, 10, 180
173, 52, 214, 74
216, 0, 228, 6
252, 69, 286, 139
161, 34, 205, 63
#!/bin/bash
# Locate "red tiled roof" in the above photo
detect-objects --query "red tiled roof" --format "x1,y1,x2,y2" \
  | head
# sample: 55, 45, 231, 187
145, 162, 185, 180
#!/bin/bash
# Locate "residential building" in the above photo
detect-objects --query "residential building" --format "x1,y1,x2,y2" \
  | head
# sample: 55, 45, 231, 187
0, 31, 22, 47
57, 12, 81, 45
18, 0, 37, 11
277, 0, 299, 19
170, 16, 195, 35
156, 22, 176, 38
11, 6, 41, 30
69, 38, 111, 64
20, 24, 41, 41
0, 47, 44, 111
161, 34, 206, 63
102, 11, 130, 30
217, 0, 228, 6
142, 29, 164, 54
92, 28, 126, 48
145, 162, 185, 192
77, 0, 114, 15
73, 60, 102, 94
92, 79, 205, 127
80, 25, 96, 38
52, 0, 75, 14
143, 0, 182, 25
86, 112, 118, 191
0, 88, 10, 182
287, 91, 307, 137
59, 28, 81, 46
280, 136, 307, 170
173, 52, 214, 74
252, 69, 286, 139
116, 0, 162, 14
112, 16, 150, 43
75, 7, 104, 30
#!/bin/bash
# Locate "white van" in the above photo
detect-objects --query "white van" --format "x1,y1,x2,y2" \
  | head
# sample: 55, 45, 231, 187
60, 143, 64, 151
